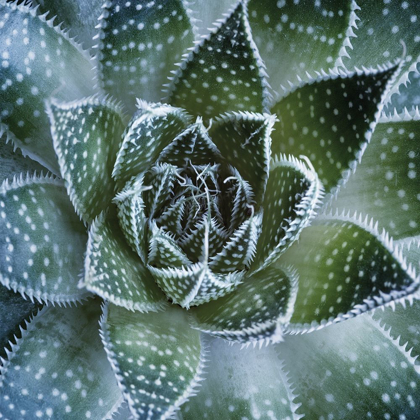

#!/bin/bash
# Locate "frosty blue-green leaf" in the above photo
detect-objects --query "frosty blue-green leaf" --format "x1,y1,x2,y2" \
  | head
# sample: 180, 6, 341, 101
271, 66, 398, 195
279, 312, 420, 419
0, 0, 96, 173
83, 211, 167, 313
97, 0, 194, 113
100, 304, 205, 420
48, 96, 126, 223
333, 110, 420, 239
181, 337, 300, 419
168, 0, 269, 118
0, 174, 90, 304
191, 264, 297, 343
280, 212, 420, 333
0, 300, 122, 419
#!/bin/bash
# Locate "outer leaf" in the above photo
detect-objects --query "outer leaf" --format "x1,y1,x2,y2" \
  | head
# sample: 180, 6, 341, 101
279, 313, 420, 419
251, 155, 322, 272
0, 283, 40, 359
0, 300, 123, 419
271, 66, 398, 195
280, 212, 420, 333
97, 0, 194, 113
167, 0, 269, 118
181, 337, 300, 419
210, 112, 275, 203
100, 304, 205, 420
191, 264, 297, 343
249, 0, 352, 91
0, 0, 95, 173
0, 174, 90, 304
48, 96, 126, 223
333, 110, 420, 239
83, 211, 167, 313
112, 102, 191, 189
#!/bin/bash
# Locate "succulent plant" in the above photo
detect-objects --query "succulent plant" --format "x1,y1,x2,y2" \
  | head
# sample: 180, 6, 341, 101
2, 0, 420, 418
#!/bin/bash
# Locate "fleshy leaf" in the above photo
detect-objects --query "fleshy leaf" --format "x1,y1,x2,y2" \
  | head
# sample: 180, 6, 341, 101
0, 284, 40, 359
389, 61, 420, 111
0, 174, 90, 303
83, 211, 167, 313
279, 313, 420, 419
333, 110, 420, 239
156, 198, 186, 237
0, 139, 45, 183
112, 102, 191, 189
191, 264, 297, 343
280, 212, 420, 333
271, 66, 398, 195
210, 112, 274, 203
100, 304, 205, 420
97, 0, 194, 113
341, 0, 420, 94
251, 155, 322, 272
167, 0, 269, 118
181, 337, 300, 419
0, 300, 123, 419
48, 96, 126, 223
0, 0, 96, 173
248, 0, 352, 91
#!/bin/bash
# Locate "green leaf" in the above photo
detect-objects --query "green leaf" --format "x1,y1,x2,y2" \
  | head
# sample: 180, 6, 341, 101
251, 155, 322, 272
270, 66, 398, 195
167, 0, 269, 118
388, 62, 420, 111
0, 174, 90, 304
0, 284, 40, 359
248, 0, 353, 91
279, 312, 420, 419
333, 110, 420, 239
158, 118, 222, 167
180, 337, 300, 419
0, 0, 96, 173
97, 0, 194, 113
0, 300, 123, 419
100, 304, 205, 420
341, 0, 420, 95
47, 96, 126, 223
209, 112, 275, 203
191, 264, 297, 343
83, 211, 167, 313
280, 212, 420, 333
0, 138, 45, 183
112, 102, 191, 189
156, 197, 186, 237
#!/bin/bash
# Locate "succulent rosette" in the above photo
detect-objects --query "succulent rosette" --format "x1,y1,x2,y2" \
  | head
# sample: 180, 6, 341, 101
2, 0, 420, 419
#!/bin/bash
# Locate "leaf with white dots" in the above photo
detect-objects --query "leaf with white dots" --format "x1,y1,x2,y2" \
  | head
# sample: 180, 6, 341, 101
0, 284, 40, 359
112, 102, 191, 189
333, 110, 420, 240
271, 66, 397, 196
251, 155, 322, 273
0, 300, 123, 419
191, 264, 297, 343
279, 312, 420, 419
83, 210, 167, 313
279, 212, 420, 333
100, 304, 205, 420
248, 0, 352, 91
48, 97, 126, 223
209, 112, 274, 203
97, 0, 194, 113
0, 0, 96, 174
181, 337, 300, 420
0, 174, 90, 304
341, 0, 420, 94
167, 0, 269, 118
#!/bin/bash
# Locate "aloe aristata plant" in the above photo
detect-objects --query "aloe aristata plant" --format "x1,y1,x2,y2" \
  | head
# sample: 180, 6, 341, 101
1, 0, 420, 418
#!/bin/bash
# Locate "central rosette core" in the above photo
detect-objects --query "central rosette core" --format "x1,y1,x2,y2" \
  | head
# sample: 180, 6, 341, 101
113, 117, 263, 308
